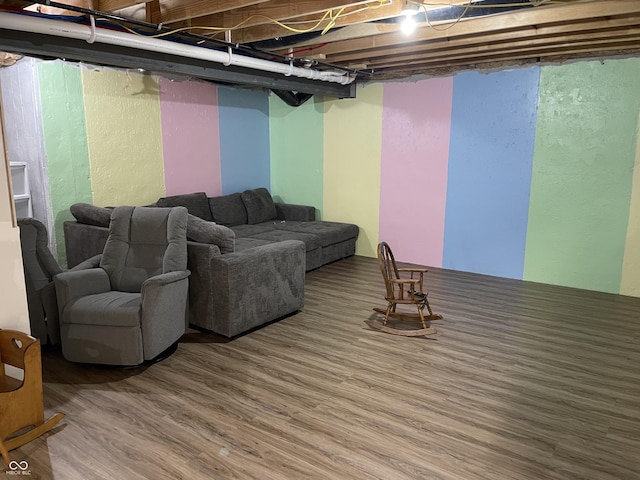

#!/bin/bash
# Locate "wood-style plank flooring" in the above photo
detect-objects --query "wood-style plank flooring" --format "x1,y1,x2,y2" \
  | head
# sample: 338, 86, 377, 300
7, 255, 640, 479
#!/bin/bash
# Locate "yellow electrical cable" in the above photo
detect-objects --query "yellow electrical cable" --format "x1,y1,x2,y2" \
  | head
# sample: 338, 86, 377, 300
416, 0, 597, 8
103, 0, 586, 43
416, 0, 599, 32
104, 0, 389, 39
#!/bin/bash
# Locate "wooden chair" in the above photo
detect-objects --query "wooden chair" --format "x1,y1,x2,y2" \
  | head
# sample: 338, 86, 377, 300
0, 329, 64, 465
367, 242, 443, 337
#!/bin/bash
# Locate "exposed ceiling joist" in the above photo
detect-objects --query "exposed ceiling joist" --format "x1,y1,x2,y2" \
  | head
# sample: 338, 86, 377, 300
146, 0, 270, 25
98, 0, 151, 11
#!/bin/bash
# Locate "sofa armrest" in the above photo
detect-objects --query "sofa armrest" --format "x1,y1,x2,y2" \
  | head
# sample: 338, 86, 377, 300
189, 240, 305, 337
275, 203, 316, 222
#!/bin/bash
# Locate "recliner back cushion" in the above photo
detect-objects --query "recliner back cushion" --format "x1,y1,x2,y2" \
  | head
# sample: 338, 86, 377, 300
101, 206, 188, 292
241, 188, 277, 225
208, 193, 248, 226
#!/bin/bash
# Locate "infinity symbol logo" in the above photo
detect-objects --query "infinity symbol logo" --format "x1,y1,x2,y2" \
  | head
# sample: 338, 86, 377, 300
9, 460, 29, 471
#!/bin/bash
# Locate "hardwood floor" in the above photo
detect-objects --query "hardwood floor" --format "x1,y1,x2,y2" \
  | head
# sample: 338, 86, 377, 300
7, 255, 640, 479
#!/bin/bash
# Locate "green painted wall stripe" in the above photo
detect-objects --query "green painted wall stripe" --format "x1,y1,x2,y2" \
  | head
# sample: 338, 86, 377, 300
269, 95, 324, 218
82, 69, 165, 207
524, 59, 640, 293
38, 62, 92, 267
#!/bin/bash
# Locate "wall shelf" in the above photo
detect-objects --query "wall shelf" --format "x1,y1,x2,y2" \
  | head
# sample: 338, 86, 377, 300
10, 162, 32, 218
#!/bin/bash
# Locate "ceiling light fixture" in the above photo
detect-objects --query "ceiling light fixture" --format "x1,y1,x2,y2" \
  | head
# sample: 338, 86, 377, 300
401, 0, 421, 16
400, 0, 420, 34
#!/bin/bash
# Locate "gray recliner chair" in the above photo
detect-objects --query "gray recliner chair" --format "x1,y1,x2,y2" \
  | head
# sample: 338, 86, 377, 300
54, 206, 190, 366
17, 218, 63, 345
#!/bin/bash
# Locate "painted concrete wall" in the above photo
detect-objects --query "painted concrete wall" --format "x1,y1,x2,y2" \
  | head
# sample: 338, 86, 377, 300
83, 69, 165, 207
444, 67, 539, 279
324, 83, 383, 258
620, 126, 640, 297
159, 77, 221, 197
218, 87, 270, 194
2, 55, 639, 300
39, 61, 92, 267
524, 59, 640, 293
379, 77, 453, 266
269, 94, 324, 218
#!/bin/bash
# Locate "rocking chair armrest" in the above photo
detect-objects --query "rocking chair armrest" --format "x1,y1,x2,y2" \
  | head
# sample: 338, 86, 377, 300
397, 268, 428, 279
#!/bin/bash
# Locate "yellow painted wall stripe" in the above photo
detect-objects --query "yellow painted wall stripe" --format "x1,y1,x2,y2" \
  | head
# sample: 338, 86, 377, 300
82, 69, 165, 206
620, 118, 640, 297
323, 84, 383, 258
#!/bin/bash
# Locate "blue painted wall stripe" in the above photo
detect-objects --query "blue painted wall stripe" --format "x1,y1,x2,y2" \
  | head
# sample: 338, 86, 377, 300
443, 67, 540, 279
217, 87, 271, 194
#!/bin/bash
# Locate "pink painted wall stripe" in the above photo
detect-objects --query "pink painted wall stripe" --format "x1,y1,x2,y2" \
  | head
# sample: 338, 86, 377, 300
159, 77, 222, 197
379, 78, 453, 267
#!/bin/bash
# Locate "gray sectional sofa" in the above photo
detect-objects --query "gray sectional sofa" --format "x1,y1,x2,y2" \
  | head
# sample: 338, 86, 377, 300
63, 188, 359, 337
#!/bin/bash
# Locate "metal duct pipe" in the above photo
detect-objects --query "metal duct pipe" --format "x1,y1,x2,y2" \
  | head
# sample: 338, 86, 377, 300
271, 90, 314, 107
0, 11, 355, 86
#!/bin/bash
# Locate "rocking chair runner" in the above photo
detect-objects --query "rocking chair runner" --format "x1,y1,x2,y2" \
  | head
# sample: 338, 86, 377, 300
0, 329, 64, 464
368, 242, 443, 337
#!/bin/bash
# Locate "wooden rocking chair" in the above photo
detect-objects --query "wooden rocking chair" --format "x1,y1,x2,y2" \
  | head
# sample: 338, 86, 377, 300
367, 242, 443, 337
0, 329, 64, 465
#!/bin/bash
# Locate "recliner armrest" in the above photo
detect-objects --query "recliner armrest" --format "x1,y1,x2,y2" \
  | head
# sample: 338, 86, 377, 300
141, 270, 191, 290
275, 203, 316, 222
70, 254, 102, 271
140, 270, 191, 358
54, 268, 111, 315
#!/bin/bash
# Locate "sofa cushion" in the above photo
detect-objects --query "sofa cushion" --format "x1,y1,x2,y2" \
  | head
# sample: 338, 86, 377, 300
234, 237, 277, 251
186, 214, 235, 254
241, 188, 277, 225
273, 221, 359, 246
248, 230, 322, 252
157, 192, 213, 222
208, 193, 248, 226
70, 203, 112, 228
230, 224, 277, 238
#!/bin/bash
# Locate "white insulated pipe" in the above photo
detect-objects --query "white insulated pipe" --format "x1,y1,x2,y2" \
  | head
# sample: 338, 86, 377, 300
0, 11, 355, 85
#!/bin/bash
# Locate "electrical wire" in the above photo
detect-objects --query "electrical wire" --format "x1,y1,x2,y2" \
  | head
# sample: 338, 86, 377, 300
416, 0, 598, 8
104, 1, 389, 40
412, 0, 598, 32
421, 0, 472, 31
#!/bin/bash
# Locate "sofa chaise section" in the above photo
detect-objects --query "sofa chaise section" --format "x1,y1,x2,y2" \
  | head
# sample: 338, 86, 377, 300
187, 240, 305, 337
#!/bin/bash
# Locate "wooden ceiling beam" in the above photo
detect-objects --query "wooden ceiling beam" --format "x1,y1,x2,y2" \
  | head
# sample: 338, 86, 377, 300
36, 0, 94, 15
147, 0, 269, 25
187, 0, 389, 33
327, 15, 640, 63
371, 44, 640, 79
97, 0, 151, 11
278, 0, 640, 56
221, 1, 405, 44
365, 36, 640, 70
